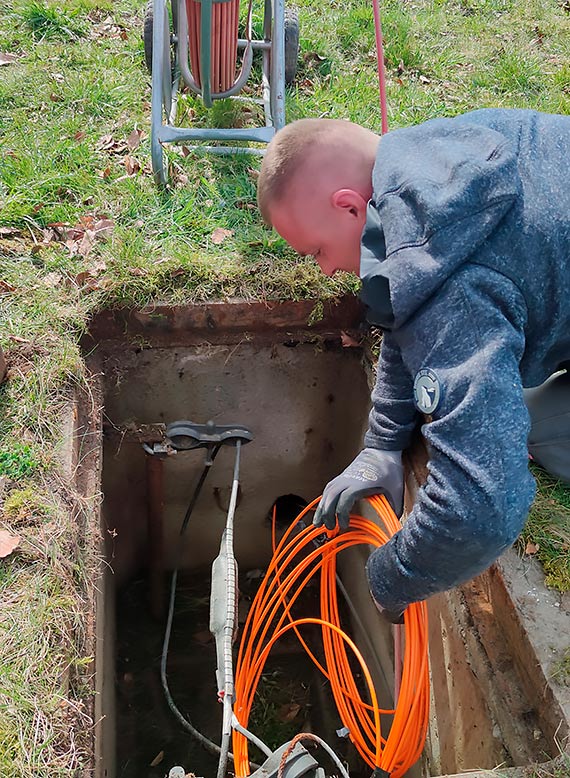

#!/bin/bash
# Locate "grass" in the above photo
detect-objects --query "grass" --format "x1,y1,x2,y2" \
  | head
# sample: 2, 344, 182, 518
0, 0, 570, 773
520, 466, 570, 592
248, 666, 312, 752
0, 478, 95, 778
550, 647, 570, 685
492, 752, 570, 776
0, 444, 41, 480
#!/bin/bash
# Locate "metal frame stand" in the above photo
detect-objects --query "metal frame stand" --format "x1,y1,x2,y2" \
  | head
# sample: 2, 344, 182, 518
150, 0, 287, 187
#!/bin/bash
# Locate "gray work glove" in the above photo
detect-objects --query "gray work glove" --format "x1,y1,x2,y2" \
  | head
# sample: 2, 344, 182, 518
313, 448, 404, 531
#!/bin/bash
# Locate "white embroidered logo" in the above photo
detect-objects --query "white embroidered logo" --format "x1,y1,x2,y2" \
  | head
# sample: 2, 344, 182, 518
413, 368, 441, 415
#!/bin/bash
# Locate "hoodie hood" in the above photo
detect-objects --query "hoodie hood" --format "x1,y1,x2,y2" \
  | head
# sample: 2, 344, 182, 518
360, 116, 522, 330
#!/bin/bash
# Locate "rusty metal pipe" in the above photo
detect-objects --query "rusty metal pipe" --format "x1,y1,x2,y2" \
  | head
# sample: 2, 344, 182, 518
146, 454, 165, 620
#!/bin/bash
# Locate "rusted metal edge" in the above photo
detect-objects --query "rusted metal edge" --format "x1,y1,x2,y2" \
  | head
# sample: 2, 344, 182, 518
82, 296, 367, 349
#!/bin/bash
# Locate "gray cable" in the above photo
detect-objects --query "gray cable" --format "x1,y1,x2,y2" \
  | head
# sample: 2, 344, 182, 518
231, 713, 273, 758
314, 737, 351, 778
159, 445, 261, 774
160, 568, 228, 759
216, 441, 241, 778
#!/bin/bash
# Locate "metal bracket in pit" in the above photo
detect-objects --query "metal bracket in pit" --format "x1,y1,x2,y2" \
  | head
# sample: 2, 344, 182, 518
248, 741, 320, 778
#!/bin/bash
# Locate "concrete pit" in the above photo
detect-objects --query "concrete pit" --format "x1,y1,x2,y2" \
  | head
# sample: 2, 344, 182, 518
78, 300, 569, 778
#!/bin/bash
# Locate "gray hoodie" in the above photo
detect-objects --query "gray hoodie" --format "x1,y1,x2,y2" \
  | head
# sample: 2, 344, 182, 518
361, 109, 570, 613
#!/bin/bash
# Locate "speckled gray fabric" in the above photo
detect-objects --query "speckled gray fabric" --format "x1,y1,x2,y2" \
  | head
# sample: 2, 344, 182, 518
360, 109, 570, 614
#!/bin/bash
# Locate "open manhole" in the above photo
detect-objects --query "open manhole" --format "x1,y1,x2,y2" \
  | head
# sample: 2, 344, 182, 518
80, 299, 566, 778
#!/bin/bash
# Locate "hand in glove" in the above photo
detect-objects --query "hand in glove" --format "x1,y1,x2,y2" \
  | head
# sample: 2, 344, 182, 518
313, 447, 404, 531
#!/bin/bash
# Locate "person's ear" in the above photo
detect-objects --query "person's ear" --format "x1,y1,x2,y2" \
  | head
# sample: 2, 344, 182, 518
331, 189, 367, 219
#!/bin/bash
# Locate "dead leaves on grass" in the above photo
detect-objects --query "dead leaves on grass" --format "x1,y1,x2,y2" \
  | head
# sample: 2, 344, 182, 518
96, 128, 150, 180
97, 128, 144, 155
3, 336, 49, 378
0, 214, 116, 292
211, 227, 234, 245
0, 52, 19, 66
87, 11, 128, 40
42, 214, 115, 259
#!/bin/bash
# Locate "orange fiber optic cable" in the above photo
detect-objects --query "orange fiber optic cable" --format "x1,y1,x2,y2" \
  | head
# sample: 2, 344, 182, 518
233, 496, 430, 778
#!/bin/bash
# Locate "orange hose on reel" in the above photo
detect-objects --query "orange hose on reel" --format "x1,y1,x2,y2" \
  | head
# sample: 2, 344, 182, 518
233, 496, 430, 778
186, 0, 239, 92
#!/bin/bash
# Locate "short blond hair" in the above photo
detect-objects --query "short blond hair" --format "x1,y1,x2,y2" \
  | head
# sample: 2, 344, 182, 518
258, 118, 368, 225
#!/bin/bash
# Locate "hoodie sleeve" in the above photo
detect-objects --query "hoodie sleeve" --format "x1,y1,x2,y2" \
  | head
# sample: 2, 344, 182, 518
366, 264, 535, 614
364, 333, 419, 452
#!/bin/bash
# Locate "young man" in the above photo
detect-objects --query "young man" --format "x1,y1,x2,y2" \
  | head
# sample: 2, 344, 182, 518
258, 109, 570, 622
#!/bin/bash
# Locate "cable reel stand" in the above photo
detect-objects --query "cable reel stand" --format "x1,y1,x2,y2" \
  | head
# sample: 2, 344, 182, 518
144, 0, 299, 187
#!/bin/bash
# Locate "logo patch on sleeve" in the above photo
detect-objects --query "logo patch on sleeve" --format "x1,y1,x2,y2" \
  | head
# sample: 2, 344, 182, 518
413, 368, 441, 415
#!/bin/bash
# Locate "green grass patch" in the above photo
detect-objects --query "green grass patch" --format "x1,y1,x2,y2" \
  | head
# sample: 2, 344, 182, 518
520, 466, 570, 592
18, 0, 87, 41
550, 646, 570, 686
0, 444, 39, 480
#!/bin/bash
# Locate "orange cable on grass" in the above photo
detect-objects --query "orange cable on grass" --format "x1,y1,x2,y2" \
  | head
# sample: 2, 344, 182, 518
233, 496, 430, 778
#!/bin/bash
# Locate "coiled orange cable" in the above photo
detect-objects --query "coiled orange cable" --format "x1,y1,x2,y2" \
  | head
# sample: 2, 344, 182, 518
233, 496, 429, 777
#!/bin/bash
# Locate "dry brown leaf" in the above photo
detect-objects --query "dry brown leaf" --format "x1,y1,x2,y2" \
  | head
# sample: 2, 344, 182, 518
0, 280, 16, 292
149, 751, 164, 767
98, 165, 112, 179
173, 171, 189, 187
127, 128, 144, 150
124, 155, 140, 175
0, 529, 21, 558
525, 541, 540, 555
0, 52, 18, 66
74, 271, 93, 286
92, 218, 114, 238
74, 131, 86, 141
0, 227, 22, 237
211, 228, 234, 245
74, 231, 95, 258
97, 134, 128, 155
43, 272, 62, 287
277, 702, 301, 723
